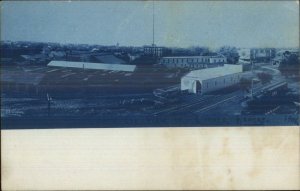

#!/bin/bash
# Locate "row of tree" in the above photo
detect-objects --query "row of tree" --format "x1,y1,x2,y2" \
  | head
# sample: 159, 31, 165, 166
279, 51, 300, 78
217, 46, 240, 64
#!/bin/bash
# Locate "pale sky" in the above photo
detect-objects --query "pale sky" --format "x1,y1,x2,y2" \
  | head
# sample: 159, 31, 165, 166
1, 1, 299, 48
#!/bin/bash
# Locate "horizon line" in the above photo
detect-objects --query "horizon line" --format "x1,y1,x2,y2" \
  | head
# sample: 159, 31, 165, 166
1, 40, 299, 50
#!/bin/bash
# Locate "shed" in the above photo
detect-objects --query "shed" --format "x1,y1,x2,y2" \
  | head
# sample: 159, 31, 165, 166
47, 61, 136, 72
181, 64, 243, 94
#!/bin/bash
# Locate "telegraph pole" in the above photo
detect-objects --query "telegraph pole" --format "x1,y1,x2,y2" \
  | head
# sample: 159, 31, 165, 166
250, 59, 254, 98
47, 93, 52, 116
152, 0, 155, 46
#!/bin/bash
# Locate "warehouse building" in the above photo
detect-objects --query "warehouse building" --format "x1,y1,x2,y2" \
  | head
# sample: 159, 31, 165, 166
47, 61, 136, 72
160, 55, 226, 69
181, 64, 243, 94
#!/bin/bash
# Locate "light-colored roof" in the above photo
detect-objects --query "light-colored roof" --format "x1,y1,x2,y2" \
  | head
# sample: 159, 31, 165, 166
238, 59, 251, 64
162, 54, 226, 59
47, 61, 136, 72
182, 64, 242, 81
49, 51, 66, 57
20, 55, 32, 60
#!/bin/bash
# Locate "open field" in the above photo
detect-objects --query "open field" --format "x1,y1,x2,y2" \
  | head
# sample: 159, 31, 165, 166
1, 65, 188, 96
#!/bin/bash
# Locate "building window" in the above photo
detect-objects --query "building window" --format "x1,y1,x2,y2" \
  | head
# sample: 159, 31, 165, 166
206, 83, 208, 88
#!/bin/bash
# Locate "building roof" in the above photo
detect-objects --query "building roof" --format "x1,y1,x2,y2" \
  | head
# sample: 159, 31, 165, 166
49, 51, 66, 57
238, 59, 251, 64
162, 54, 226, 59
182, 64, 242, 81
143, 45, 164, 48
20, 55, 32, 60
93, 54, 126, 64
47, 61, 136, 72
20, 54, 48, 60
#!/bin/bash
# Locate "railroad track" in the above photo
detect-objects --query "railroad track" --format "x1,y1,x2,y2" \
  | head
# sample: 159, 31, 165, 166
178, 91, 243, 114
153, 94, 224, 115
153, 81, 286, 116
195, 94, 243, 114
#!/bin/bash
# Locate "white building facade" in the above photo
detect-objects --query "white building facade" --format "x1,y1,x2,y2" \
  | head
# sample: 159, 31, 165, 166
160, 55, 226, 69
181, 64, 243, 94
143, 46, 164, 57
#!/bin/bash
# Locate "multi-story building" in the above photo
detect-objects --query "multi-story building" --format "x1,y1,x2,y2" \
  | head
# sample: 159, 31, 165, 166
159, 55, 227, 69
250, 48, 276, 62
143, 45, 165, 57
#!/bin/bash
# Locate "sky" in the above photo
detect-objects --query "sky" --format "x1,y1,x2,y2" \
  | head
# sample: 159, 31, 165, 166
1, 0, 299, 48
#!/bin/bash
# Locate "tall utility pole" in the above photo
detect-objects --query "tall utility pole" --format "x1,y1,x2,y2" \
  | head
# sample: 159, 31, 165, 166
152, 0, 155, 46
250, 59, 254, 98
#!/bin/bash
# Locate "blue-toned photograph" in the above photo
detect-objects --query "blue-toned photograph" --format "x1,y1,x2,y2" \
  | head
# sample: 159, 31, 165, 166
1, 0, 299, 128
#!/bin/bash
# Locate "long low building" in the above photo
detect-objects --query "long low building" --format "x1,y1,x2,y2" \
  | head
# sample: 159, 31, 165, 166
47, 61, 136, 72
181, 64, 243, 94
160, 55, 227, 69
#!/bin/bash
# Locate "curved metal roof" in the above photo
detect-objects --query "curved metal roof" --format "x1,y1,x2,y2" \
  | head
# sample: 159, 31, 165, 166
182, 64, 242, 81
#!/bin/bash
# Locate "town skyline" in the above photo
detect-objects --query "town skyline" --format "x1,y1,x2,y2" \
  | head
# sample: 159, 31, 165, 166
1, 1, 299, 48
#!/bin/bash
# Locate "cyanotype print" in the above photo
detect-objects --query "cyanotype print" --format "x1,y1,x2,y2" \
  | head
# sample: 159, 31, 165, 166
1, 1, 299, 128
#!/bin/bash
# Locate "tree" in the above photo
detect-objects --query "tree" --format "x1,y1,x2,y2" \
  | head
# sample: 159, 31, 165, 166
217, 46, 240, 64
239, 78, 252, 92
279, 52, 300, 77
257, 72, 272, 84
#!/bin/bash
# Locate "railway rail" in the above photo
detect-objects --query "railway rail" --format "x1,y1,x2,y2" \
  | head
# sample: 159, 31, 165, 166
152, 80, 287, 116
